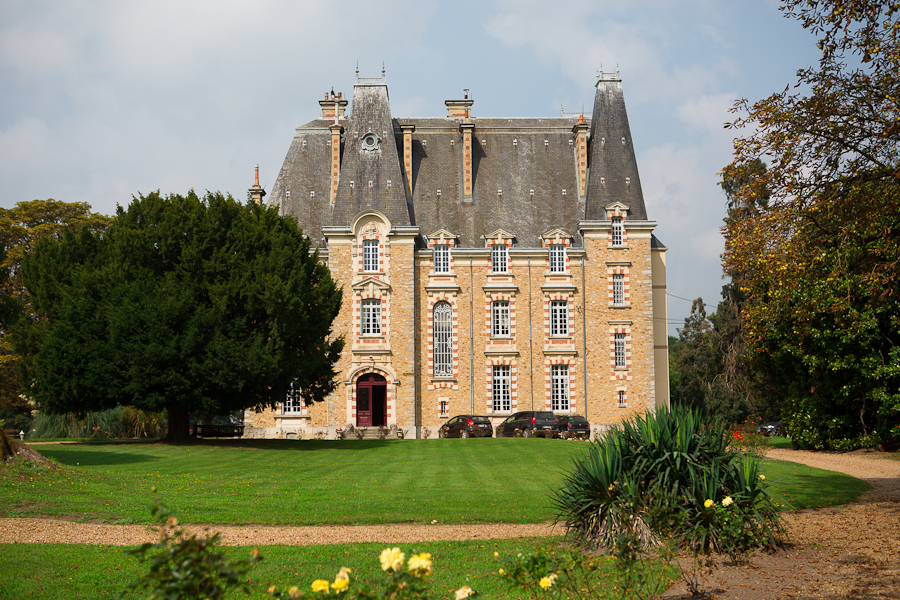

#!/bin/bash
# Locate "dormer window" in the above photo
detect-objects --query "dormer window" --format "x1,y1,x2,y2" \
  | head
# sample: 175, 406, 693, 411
363, 239, 379, 272
491, 244, 508, 273
611, 217, 624, 247
549, 244, 566, 272
434, 244, 450, 273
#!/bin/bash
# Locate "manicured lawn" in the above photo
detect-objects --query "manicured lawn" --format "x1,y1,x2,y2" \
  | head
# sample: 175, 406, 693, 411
0, 438, 592, 525
0, 439, 869, 526
761, 459, 870, 510
0, 538, 677, 600
766, 436, 793, 449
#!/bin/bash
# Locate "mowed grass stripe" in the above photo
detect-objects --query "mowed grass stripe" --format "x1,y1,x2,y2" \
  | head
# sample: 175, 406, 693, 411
2, 438, 591, 525
0, 439, 869, 526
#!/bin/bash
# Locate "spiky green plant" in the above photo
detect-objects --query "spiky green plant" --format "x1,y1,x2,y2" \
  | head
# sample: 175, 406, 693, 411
554, 405, 784, 554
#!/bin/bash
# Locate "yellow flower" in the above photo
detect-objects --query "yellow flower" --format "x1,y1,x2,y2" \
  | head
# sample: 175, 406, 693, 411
704, 499, 715, 508
379, 547, 406, 572
455, 585, 475, 599
759, 474, 766, 480
311, 579, 330, 593
408, 552, 434, 577
493, 551, 499, 558
722, 496, 734, 507
539, 574, 557, 590
332, 578, 349, 593
289, 586, 300, 597
335, 567, 352, 582
498, 568, 505, 576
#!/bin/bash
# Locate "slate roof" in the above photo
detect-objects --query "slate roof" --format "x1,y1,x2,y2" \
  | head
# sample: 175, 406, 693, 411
270, 74, 648, 248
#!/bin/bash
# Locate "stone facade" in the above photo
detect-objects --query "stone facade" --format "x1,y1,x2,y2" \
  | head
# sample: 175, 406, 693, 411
244, 70, 669, 440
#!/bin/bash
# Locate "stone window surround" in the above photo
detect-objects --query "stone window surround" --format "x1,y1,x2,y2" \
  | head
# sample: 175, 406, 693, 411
546, 358, 576, 413
486, 358, 517, 414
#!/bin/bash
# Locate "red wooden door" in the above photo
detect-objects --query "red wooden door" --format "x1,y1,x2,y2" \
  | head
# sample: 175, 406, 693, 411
356, 374, 386, 427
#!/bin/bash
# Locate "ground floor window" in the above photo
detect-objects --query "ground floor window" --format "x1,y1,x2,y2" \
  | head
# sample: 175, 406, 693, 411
283, 380, 304, 414
492, 365, 511, 412
551, 365, 570, 411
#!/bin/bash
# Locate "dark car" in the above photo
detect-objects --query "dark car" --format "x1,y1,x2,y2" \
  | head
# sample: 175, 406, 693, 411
555, 414, 591, 439
496, 411, 559, 438
438, 415, 493, 438
757, 421, 783, 437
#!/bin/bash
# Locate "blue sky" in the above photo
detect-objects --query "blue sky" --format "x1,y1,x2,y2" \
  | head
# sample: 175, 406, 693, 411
0, 0, 821, 334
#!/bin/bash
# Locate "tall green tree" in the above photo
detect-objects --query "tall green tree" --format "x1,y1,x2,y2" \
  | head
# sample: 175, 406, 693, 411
724, 1, 900, 448
0, 200, 111, 429
16, 191, 344, 438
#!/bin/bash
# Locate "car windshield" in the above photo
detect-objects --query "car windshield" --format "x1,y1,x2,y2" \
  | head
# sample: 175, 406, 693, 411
569, 416, 588, 424
535, 412, 555, 420
471, 417, 490, 423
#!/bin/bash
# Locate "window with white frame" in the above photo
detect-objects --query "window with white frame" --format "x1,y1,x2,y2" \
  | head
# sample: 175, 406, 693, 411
433, 302, 453, 377
612, 274, 625, 305
491, 301, 510, 337
492, 365, 511, 412
551, 365, 570, 411
491, 244, 508, 273
611, 217, 624, 246
617, 390, 626, 407
284, 380, 304, 414
614, 333, 626, 368
434, 244, 450, 273
550, 301, 568, 336
361, 299, 382, 335
549, 244, 566, 272
363, 239, 379, 272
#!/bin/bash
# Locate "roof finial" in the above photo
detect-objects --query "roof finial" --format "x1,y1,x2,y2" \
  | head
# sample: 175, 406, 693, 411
355, 62, 359, 79
382, 62, 385, 78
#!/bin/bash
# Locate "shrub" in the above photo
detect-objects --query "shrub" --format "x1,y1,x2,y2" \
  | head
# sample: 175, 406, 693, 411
29, 406, 166, 439
554, 405, 784, 556
120, 494, 260, 600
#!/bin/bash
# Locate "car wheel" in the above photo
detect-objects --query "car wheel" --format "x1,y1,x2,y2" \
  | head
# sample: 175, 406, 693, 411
523, 429, 531, 438
461, 430, 469, 439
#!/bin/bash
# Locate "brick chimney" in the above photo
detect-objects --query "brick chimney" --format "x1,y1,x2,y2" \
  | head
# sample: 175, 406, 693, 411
249, 165, 266, 204
319, 90, 348, 119
445, 89, 474, 118
572, 115, 589, 198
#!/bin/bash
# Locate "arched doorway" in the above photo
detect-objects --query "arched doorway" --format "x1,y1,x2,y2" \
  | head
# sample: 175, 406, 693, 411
356, 373, 387, 427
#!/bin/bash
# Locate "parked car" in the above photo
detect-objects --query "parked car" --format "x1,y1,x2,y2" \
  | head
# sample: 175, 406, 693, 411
555, 414, 591, 439
757, 421, 783, 437
496, 411, 559, 438
438, 415, 493, 438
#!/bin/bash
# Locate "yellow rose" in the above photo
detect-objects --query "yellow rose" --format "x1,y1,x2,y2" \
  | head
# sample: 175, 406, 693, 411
722, 496, 734, 507
540, 576, 554, 590
335, 566, 352, 582
332, 578, 349, 593
759, 474, 766, 480
408, 552, 433, 577
311, 579, 330, 593
379, 547, 406, 572
704, 499, 715, 508
498, 568, 505, 575
455, 585, 475, 599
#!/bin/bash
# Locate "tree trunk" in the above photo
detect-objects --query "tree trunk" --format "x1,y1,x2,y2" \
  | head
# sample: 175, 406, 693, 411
167, 405, 191, 439
0, 429, 13, 461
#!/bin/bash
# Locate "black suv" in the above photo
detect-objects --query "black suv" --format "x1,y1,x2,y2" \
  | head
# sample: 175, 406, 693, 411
496, 411, 559, 438
555, 414, 591, 439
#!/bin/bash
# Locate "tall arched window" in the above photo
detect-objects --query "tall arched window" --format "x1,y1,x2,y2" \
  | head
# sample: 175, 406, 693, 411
433, 301, 453, 377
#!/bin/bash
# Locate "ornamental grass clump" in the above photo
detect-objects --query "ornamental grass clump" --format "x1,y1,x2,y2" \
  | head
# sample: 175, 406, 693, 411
554, 405, 784, 556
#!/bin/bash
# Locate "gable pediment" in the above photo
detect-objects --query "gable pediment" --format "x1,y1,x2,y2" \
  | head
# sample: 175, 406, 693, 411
351, 276, 393, 292
426, 229, 458, 245
540, 228, 573, 243
482, 229, 516, 246
604, 201, 630, 219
